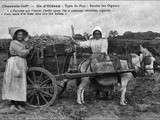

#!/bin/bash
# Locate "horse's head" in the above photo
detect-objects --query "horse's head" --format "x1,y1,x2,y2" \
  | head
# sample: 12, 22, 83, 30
139, 53, 155, 76
131, 46, 155, 76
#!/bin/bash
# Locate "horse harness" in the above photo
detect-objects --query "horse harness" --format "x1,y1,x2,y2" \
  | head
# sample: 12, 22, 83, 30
135, 54, 154, 72
84, 54, 123, 84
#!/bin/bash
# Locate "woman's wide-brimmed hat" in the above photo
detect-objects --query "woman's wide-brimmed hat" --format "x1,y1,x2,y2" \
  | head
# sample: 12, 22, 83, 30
92, 26, 102, 36
90, 26, 105, 39
8, 27, 28, 40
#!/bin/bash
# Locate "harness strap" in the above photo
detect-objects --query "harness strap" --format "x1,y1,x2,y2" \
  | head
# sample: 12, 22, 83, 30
107, 55, 121, 84
109, 55, 121, 71
85, 57, 92, 72
127, 54, 137, 77
89, 59, 93, 72
127, 54, 134, 69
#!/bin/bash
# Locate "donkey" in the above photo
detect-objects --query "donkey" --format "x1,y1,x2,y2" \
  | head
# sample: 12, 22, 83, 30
77, 46, 155, 105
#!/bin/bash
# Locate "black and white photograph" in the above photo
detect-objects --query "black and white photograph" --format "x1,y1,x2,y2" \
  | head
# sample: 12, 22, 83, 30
0, 0, 160, 119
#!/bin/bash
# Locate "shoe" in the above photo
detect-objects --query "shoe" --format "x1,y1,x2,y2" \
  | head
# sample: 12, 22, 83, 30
7, 105, 19, 114
10, 105, 19, 111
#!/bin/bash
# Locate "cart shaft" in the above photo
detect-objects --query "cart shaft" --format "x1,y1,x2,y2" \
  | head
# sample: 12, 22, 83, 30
55, 69, 135, 79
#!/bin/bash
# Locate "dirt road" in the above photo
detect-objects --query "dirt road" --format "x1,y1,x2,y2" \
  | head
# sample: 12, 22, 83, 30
0, 75, 160, 120
0, 52, 160, 120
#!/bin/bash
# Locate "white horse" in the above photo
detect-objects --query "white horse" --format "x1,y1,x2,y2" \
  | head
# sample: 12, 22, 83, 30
77, 46, 155, 105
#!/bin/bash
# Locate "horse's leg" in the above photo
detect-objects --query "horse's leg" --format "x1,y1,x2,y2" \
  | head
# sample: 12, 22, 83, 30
81, 89, 85, 103
107, 85, 114, 100
77, 77, 90, 104
120, 74, 130, 105
95, 88, 101, 98
77, 83, 82, 104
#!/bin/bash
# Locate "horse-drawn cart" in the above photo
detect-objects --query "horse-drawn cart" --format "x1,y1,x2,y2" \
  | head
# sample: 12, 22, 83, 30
26, 38, 135, 108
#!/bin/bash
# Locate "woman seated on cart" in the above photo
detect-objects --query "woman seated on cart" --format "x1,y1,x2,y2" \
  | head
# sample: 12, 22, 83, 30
2, 27, 32, 112
78, 26, 121, 70
78, 26, 109, 64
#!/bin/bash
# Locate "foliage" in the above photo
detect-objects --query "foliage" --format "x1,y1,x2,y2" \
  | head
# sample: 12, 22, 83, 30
108, 30, 118, 38
0, 39, 11, 50
110, 31, 160, 40
27, 34, 75, 48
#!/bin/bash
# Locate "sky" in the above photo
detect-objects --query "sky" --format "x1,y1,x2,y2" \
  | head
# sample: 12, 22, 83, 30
0, 1, 160, 38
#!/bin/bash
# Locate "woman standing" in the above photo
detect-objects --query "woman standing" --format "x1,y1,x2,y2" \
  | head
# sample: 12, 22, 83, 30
2, 28, 32, 111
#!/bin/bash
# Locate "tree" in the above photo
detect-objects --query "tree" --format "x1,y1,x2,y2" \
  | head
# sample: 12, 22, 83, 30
109, 30, 118, 38
123, 31, 134, 38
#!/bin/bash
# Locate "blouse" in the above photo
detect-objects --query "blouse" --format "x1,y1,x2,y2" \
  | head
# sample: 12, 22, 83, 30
79, 38, 108, 54
9, 40, 29, 57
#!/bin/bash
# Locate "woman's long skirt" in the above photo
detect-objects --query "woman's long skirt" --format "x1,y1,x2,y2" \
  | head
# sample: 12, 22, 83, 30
2, 56, 28, 101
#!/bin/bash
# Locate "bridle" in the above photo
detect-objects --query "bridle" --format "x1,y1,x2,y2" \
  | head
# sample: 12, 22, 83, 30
133, 54, 154, 73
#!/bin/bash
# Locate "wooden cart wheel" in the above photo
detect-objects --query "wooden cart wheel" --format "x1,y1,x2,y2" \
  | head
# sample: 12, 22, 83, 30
27, 67, 58, 108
